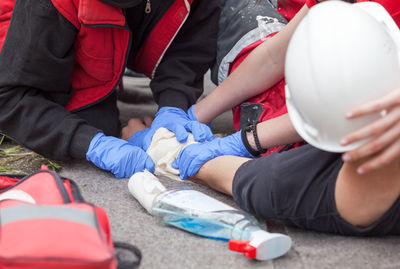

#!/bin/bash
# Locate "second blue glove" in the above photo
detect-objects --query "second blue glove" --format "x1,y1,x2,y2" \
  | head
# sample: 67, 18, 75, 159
172, 131, 254, 179
86, 133, 155, 178
129, 107, 214, 151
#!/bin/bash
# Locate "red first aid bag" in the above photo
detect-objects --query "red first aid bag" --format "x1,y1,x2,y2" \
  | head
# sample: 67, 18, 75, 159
0, 169, 140, 269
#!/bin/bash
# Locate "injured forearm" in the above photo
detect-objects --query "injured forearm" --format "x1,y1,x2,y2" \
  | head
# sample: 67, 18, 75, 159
256, 114, 303, 149
189, 156, 251, 196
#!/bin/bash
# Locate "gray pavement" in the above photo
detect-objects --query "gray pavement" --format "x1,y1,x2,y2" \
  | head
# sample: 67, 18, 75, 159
60, 74, 400, 269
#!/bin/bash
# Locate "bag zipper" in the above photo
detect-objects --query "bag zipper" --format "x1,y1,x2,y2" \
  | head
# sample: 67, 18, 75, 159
145, 0, 151, 13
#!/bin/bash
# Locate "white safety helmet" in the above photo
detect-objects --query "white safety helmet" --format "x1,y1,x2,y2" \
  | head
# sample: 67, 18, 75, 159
285, 1, 400, 152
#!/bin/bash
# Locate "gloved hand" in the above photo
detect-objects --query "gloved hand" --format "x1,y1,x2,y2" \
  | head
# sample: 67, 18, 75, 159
128, 128, 150, 149
187, 105, 197, 121
129, 107, 214, 151
86, 133, 155, 178
187, 105, 212, 127
172, 131, 254, 179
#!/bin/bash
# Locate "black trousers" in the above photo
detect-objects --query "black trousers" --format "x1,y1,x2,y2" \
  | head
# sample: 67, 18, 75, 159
233, 144, 400, 236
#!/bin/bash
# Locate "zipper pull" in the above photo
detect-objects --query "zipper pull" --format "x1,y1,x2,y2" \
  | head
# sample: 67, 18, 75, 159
145, 0, 151, 13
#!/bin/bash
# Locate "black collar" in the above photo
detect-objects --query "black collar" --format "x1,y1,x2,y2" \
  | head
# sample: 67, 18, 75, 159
100, 0, 143, 8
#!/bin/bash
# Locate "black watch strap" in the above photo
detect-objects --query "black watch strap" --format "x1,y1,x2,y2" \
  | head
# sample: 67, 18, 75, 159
241, 123, 267, 156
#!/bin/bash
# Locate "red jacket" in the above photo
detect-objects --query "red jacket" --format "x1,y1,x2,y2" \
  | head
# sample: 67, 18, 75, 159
1, 0, 193, 111
0, 0, 219, 161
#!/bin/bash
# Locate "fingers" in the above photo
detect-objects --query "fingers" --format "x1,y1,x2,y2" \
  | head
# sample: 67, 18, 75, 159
346, 89, 400, 119
143, 116, 153, 128
128, 118, 147, 128
186, 121, 205, 142
121, 130, 131, 141
185, 121, 214, 142
353, 139, 400, 174
142, 131, 155, 151
199, 124, 215, 142
165, 123, 189, 143
341, 106, 400, 146
172, 159, 179, 169
125, 149, 154, 177
144, 156, 155, 173
343, 120, 400, 162
174, 144, 202, 180
128, 128, 151, 147
179, 158, 202, 180
175, 147, 192, 180
341, 106, 400, 162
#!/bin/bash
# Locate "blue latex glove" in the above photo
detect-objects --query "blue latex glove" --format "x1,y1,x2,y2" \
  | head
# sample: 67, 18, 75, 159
86, 133, 155, 178
128, 128, 150, 149
129, 107, 214, 151
187, 105, 198, 121
172, 131, 254, 179
187, 105, 211, 127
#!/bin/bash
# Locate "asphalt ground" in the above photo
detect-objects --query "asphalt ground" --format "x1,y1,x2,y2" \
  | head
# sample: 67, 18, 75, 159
1, 74, 399, 268
87, 74, 400, 268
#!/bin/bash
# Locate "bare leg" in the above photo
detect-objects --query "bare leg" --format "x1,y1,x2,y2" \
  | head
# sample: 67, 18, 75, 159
123, 115, 400, 228
192, 153, 400, 228
190, 156, 251, 195
335, 155, 400, 227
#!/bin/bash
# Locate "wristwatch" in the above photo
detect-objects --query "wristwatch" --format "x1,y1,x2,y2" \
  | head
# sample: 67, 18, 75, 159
241, 123, 267, 156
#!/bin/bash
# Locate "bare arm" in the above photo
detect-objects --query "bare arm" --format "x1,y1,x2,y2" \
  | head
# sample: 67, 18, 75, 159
194, 5, 310, 124
252, 113, 303, 150
190, 156, 251, 195
187, 114, 304, 194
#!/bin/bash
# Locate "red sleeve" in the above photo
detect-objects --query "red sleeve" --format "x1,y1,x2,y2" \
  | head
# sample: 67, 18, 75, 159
306, 0, 318, 8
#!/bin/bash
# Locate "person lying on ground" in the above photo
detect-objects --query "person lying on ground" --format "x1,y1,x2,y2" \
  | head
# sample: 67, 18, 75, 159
125, 100, 400, 236
183, 0, 400, 166
131, 0, 400, 236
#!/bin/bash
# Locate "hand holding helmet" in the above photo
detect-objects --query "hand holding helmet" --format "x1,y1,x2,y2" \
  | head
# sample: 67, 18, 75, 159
340, 88, 400, 174
285, 1, 400, 173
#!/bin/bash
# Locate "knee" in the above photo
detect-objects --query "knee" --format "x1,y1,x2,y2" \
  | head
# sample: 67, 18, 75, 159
335, 158, 400, 227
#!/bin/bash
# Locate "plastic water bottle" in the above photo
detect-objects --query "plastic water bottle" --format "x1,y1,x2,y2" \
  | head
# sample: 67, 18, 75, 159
128, 170, 292, 260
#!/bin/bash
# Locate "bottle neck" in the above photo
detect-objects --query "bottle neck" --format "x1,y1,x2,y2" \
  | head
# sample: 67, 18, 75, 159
231, 217, 261, 240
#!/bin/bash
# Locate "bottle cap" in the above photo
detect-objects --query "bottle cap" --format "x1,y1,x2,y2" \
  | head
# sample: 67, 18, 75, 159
128, 170, 166, 214
228, 230, 292, 260
228, 240, 256, 259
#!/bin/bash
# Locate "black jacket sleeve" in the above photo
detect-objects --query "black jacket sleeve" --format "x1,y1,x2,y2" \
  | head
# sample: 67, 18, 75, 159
150, 0, 221, 111
0, 0, 100, 161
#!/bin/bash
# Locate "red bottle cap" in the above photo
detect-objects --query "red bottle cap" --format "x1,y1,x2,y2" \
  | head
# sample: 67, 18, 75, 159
228, 239, 257, 259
